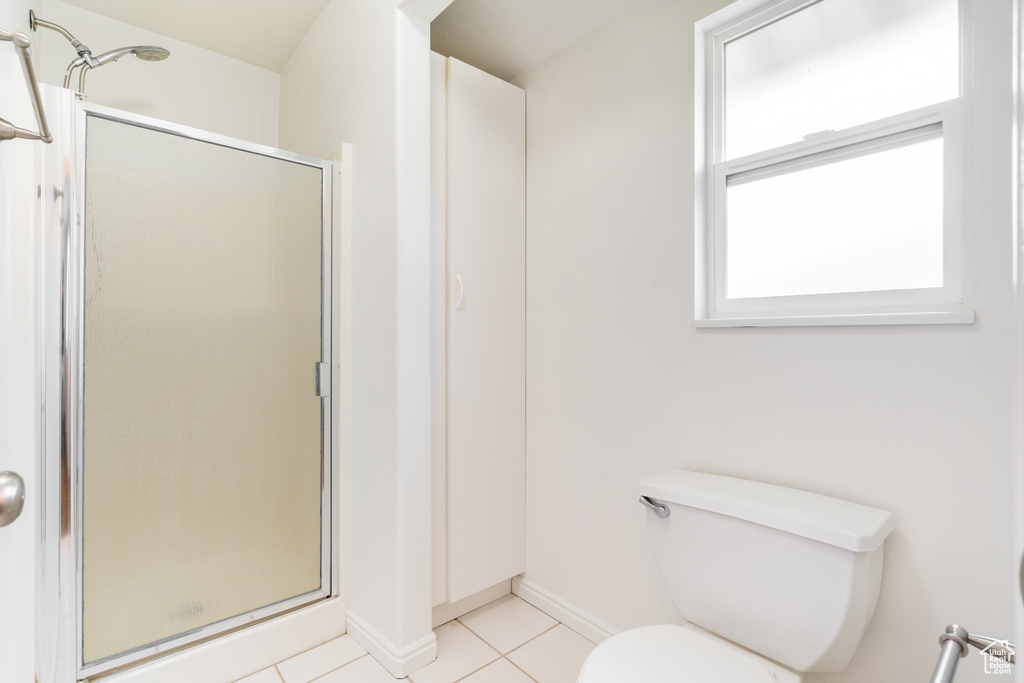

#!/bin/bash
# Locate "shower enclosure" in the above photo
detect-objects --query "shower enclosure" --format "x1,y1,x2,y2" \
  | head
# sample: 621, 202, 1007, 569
38, 88, 337, 681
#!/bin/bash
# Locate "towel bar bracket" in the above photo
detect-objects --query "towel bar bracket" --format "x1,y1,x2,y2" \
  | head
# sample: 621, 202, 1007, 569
929, 624, 1015, 683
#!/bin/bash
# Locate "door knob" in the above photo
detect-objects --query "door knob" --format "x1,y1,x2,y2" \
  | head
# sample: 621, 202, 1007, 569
0, 471, 25, 528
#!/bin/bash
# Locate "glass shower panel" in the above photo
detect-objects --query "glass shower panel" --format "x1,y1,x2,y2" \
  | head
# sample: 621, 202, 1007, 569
82, 115, 325, 665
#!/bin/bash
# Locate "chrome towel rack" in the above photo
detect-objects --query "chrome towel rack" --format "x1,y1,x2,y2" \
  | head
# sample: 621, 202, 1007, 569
0, 26, 51, 144
929, 624, 1015, 683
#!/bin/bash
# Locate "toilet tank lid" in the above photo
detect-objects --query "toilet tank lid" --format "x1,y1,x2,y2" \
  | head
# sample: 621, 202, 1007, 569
639, 471, 895, 552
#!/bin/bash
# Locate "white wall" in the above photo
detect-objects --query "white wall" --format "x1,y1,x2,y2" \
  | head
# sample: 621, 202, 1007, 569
36, 0, 280, 147
280, 1, 437, 675
514, 0, 1016, 681
281, 0, 398, 644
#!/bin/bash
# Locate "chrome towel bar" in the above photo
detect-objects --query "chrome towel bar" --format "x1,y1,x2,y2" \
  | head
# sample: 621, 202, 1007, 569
0, 26, 51, 144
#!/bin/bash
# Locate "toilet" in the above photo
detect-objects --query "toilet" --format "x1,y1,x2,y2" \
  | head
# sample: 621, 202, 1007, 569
578, 470, 895, 682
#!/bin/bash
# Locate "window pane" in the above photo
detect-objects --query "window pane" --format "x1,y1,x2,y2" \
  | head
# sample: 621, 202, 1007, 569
725, 135, 943, 300
725, 0, 958, 159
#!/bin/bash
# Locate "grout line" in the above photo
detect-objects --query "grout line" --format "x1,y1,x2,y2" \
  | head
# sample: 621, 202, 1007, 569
501, 624, 559, 683
504, 656, 541, 683
273, 664, 285, 682
452, 620, 503, 657
503, 622, 560, 657
450, 654, 502, 683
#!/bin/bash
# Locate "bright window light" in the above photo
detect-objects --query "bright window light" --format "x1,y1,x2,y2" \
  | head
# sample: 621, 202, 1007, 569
725, 133, 944, 299
696, 0, 971, 325
725, 0, 958, 160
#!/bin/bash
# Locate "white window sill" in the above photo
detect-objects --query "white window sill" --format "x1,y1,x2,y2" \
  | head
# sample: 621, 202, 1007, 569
695, 309, 975, 328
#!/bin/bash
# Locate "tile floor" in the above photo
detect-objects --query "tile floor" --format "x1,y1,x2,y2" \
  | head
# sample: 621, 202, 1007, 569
234, 594, 596, 683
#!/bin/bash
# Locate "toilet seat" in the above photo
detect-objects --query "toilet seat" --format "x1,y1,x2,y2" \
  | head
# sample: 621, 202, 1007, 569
578, 624, 800, 683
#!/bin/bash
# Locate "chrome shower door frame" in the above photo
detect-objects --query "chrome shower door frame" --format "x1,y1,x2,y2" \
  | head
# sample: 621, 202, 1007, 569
39, 93, 337, 682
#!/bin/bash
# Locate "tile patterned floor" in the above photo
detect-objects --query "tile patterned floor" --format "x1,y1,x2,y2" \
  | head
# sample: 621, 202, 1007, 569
234, 594, 596, 683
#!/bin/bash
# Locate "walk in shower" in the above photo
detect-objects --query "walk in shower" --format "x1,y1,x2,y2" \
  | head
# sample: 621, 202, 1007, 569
38, 88, 337, 681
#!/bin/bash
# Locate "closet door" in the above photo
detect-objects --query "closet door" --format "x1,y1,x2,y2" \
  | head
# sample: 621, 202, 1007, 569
447, 58, 526, 602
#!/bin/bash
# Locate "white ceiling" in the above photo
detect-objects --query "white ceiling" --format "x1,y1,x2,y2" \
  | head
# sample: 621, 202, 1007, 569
431, 0, 643, 81
61, 0, 641, 80
61, 0, 332, 72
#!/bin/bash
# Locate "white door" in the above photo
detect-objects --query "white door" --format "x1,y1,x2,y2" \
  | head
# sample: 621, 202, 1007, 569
447, 57, 526, 602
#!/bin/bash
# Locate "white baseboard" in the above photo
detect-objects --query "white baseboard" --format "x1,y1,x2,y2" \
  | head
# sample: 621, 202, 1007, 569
432, 580, 512, 627
99, 597, 348, 683
346, 610, 437, 678
512, 576, 618, 645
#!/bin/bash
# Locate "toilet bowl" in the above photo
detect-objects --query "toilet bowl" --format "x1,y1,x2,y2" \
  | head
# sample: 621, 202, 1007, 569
579, 624, 802, 683
578, 470, 894, 682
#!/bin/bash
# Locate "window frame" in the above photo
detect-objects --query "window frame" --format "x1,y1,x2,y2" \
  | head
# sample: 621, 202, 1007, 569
694, 0, 975, 327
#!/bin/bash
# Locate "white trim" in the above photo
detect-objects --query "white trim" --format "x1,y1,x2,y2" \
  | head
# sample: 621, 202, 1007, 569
1013, 0, 1024, 662
694, 15, 711, 321
721, 108, 950, 182
334, 142, 353, 618
695, 0, 974, 327
511, 577, 618, 645
710, 0, 821, 46
696, 309, 975, 328
346, 610, 437, 678
98, 598, 348, 683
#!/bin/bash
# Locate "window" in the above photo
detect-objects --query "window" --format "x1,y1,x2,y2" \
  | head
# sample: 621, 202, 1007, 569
695, 0, 973, 326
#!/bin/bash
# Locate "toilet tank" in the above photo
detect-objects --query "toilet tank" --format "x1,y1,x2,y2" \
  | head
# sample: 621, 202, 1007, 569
640, 471, 894, 673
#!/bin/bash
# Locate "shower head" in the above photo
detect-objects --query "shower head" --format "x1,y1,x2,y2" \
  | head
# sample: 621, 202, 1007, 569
135, 46, 171, 62
29, 11, 170, 94
92, 45, 170, 65
72, 45, 171, 95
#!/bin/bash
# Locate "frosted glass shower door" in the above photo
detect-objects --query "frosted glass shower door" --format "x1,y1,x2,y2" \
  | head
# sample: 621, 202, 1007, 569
75, 110, 332, 674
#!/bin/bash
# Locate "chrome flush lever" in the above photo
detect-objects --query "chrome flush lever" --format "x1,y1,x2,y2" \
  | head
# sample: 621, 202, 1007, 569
639, 495, 669, 518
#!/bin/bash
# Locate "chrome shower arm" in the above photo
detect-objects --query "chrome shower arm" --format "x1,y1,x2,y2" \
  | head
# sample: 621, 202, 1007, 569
29, 11, 169, 96
29, 14, 75, 43
29, 10, 99, 67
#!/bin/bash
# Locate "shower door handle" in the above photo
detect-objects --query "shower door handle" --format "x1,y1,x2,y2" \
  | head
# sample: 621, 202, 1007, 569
0, 471, 25, 527
315, 362, 330, 397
